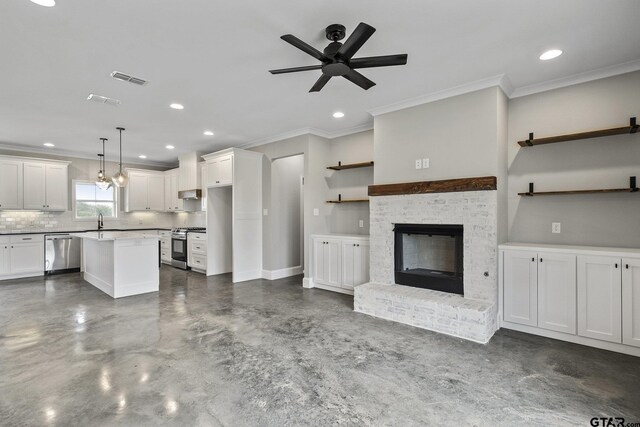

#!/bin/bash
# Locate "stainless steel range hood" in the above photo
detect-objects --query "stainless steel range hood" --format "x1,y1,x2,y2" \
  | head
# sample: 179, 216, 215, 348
178, 189, 202, 200
177, 152, 203, 209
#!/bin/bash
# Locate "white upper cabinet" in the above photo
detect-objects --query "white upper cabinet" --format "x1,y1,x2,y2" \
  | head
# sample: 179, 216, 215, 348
125, 169, 165, 212
205, 154, 233, 187
0, 159, 23, 210
577, 255, 622, 343
163, 169, 182, 212
22, 161, 69, 211
200, 162, 207, 211
503, 250, 538, 327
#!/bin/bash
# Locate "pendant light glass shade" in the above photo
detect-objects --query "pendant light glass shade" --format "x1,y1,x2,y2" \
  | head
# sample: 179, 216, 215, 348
112, 127, 128, 188
96, 138, 112, 190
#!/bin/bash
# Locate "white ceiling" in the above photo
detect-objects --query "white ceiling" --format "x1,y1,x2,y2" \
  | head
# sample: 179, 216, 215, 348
1, 0, 639, 165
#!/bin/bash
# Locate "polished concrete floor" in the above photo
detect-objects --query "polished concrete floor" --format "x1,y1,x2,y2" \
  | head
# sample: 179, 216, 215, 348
1, 267, 639, 426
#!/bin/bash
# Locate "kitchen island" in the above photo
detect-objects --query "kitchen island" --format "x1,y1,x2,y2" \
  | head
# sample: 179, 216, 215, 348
71, 231, 160, 298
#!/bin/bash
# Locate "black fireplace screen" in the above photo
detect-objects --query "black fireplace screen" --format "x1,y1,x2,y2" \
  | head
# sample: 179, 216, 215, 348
394, 224, 463, 295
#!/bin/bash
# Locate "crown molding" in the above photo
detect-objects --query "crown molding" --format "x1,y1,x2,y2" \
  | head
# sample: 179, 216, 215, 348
0, 142, 175, 169
368, 74, 511, 117
510, 59, 640, 98
240, 122, 374, 149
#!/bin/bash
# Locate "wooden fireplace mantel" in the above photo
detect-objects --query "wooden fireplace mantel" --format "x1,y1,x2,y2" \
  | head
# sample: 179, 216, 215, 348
368, 176, 497, 196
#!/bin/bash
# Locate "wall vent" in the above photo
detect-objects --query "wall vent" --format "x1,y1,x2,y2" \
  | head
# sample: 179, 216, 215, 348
87, 94, 121, 107
110, 71, 148, 86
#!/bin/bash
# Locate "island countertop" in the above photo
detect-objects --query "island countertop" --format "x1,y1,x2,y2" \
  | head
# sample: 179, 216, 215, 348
71, 231, 161, 241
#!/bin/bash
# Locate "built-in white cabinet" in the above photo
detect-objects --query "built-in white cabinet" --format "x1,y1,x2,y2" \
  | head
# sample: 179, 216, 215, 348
0, 235, 44, 280
309, 234, 370, 295
164, 169, 183, 212
160, 230, 171, 264
125, 169, 165, 212
187, 232, 207, 273
623, 258, 640, 348
23, 161, 69, 211
577, 255, 622, 343
342, 240, 370, 290
500, 243, 640, 357
204, 154, 233, 187
0, 159, 23, 210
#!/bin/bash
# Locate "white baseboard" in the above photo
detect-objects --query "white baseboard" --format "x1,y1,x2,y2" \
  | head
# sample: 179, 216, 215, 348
0, 271, 44, 281
302, 278, 354, 295
262, 265, 303, 280
84, 272, 114, 298
501, 322, 640, 357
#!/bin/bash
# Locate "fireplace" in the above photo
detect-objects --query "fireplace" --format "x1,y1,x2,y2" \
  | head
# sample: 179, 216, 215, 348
394, 224, 463, 295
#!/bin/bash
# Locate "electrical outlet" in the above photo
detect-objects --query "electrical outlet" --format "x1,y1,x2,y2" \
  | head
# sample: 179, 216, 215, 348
313, 208, 319, 216
552, 222, 561, 234
415, 159, 422, 169
422, 158, 430, 168
263, 209, 268, 216
359, 219, 364, 228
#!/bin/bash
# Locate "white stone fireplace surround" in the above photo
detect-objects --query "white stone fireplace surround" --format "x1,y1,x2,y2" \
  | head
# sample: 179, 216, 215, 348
354, 181, 499, 343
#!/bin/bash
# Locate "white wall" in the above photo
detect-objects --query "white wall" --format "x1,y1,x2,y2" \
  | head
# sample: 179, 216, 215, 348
270, 154, 304, 270
508, 71, 640, 247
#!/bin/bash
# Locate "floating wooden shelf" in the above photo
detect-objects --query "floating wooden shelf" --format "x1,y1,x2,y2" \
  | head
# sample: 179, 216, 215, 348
326, 161, 374, 171
518, 117, 638, 147
326, 199, 370, 204
369, 176, 497, 196
519, 188, 639, 196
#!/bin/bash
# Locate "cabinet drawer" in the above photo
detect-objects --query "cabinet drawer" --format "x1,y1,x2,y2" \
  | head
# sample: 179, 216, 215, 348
0, 236, 9, 245
190, 254, 206, 269
159, 230, 171, 237
189, 233, 206, 241
190, 241, 206, 255
10, 234, 44, 243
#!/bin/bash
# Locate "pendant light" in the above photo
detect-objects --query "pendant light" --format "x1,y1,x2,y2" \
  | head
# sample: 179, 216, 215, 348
96, 138, 112, 190
112, 127, 128, 187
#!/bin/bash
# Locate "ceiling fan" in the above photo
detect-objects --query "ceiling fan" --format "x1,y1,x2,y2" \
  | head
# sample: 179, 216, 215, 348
269, 23, 408, 92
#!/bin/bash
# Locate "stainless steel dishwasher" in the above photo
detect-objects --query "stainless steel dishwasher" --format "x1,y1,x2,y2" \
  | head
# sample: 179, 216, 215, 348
45, 234, 81, 274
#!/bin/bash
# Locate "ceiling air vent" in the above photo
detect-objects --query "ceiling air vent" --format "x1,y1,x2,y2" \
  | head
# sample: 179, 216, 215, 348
87, 94, 121, 107
111, 71, 149, 86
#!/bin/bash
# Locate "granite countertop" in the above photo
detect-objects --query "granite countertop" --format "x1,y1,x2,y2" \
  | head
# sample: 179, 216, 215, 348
0, 227, 172, 236
71, 231, 162, 241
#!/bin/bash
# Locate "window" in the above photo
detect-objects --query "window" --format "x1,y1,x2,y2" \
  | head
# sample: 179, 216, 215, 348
74, 181, 117, 219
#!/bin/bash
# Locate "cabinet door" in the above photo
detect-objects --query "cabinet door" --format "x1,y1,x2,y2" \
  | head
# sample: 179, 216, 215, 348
0, 160, 22, 209
503, 250, 538, 326
322, 239, 341, 287
538, 253, 577, 334
622, 258, 640, 347
164, 174, 173, 211
23, 162, 46, 210
200, 164, 207, 211
9, 242, 44, 274
205, 160, 219, 187
127, 172, 148, 211
313, 238, 326, 284
217, 155, 233, 186
577, 255, 622, 343
0, 245, 9, 276
147, 174, 165, 211
342, 241, 370, 290
44, 164, 68, 211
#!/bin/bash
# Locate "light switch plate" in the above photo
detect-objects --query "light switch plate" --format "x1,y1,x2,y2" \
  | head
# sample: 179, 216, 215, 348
359, 219, 364, 228
422, 158, 430, 168
263, 209, 268, 216
552, 222, 561, 234
313, 208, 319, 216
415, 159, 422, 169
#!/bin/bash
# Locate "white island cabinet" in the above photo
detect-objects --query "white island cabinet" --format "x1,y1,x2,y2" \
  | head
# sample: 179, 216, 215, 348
72, 232, 160, 298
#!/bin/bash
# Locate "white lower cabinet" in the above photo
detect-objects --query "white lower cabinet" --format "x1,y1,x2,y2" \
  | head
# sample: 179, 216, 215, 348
159, 231, 171, 264
0, 235, 44, 279
310, 235, 369, 294
500, 243, 640, 356
187, 233, 207, 273
623, 258, 640, 348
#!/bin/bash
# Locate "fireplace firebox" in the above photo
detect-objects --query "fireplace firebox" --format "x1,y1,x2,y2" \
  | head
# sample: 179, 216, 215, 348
394, 224, 463, 295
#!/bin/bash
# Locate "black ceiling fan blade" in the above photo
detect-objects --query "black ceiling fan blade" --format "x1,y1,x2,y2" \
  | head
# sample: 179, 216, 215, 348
309, 75, 331, 92
350, 54, 408, 69
281, 34, 326, 61
269, 65, 323, 75
337, 22, 376, 60
342, 70, 376, 90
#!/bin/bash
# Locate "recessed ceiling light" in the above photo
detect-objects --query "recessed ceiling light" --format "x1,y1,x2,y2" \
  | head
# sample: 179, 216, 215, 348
333, 111, 345, 118
169, 103, 184, 110
43, 142, 55, 147
203, 130, 214, 136
166, 145, 175, 150
138, 155, 147, 159
30, 0, 55, 7
539, 49, 563, 61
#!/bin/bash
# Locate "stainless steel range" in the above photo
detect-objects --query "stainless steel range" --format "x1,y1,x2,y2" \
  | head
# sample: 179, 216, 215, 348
171, 227, 206, 270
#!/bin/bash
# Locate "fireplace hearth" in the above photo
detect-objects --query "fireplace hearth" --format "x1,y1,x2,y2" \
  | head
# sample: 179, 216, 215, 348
394, 223, 463, 295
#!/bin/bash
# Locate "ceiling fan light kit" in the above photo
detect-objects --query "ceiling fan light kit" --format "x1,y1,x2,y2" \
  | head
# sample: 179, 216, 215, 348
269, 22, 408, 92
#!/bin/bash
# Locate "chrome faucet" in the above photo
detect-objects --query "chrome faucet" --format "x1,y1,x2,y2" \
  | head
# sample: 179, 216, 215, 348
98, 213, 104, 230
